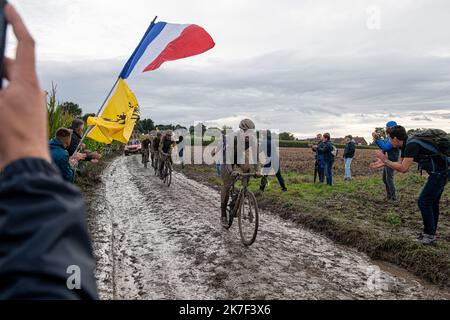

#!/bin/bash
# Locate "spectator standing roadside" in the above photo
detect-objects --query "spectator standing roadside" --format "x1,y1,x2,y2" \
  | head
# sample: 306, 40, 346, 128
259, 130, 287, 193
343, 135, 356, 181
177, 135, 185, 169
0, 4, 98, 299
372, 121, 400, 203
311, 134, 325, 183
215, 132, 226, 177
371, 126, 449, 245
49, 128, 76, 183
318, 133, 335, 186
68, 119, 102, 165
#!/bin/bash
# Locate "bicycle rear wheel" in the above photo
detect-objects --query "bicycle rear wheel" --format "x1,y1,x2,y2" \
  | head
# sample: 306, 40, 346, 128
238, 190, 259, 246
165, 161, 172, 187
154, 157, 159, 176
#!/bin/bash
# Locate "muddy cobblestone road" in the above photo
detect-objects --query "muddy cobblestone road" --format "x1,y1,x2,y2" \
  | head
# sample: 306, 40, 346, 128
86, 155, 450, 300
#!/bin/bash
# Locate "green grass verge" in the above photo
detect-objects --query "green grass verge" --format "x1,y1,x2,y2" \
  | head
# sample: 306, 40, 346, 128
181, 164, 450, 286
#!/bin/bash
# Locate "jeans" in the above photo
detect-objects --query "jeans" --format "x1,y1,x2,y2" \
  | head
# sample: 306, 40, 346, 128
418, 172, 447, 236
315, 160, 325, 183
382, 167, 396, 200
324, 160, 334, 186
344, 158, 353, 179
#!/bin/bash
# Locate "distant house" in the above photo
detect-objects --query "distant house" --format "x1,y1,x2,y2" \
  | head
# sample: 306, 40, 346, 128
354, 137, 368, 146
331, 138, 346, 145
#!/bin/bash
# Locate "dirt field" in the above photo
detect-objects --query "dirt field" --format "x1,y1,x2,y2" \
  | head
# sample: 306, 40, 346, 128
280, 147, 378, 177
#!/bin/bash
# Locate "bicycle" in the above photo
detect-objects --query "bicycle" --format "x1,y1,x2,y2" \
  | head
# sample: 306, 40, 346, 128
222, 172, 259, 246
160, 152, 173, 187
142, 148, 150, 168
153, 152, 160, 176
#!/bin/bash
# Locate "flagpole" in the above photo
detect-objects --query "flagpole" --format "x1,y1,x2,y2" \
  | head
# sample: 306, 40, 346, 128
74, 16, 158, 154
74, 77, 120, 154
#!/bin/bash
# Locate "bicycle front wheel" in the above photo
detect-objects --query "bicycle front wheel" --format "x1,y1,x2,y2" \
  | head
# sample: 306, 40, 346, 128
238, 190, 259, 246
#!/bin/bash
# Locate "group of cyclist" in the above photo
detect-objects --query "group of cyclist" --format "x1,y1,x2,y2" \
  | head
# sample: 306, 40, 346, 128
136, 119, 274, 246
141, 130, 176, 180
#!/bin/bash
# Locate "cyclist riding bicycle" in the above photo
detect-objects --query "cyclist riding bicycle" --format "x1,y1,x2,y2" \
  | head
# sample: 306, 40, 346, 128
152, 131, 162, 169
149, 130, 158, 168
159, 130, 175, 179
141, 134, 151, 168
219, 119, 261, 225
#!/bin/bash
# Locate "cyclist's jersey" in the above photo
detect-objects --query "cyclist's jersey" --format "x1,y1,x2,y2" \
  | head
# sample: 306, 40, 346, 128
221, 135, 253, 165
142, 139, 151, 149
152, 137, 161, 152
160, 136, 174, 154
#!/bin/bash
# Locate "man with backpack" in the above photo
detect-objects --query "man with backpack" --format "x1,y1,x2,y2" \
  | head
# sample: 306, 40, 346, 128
371, 126, 449, 245
317, 133, 336, 186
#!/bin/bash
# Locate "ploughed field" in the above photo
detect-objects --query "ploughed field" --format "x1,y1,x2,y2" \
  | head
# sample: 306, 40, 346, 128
280, 147, 378, 177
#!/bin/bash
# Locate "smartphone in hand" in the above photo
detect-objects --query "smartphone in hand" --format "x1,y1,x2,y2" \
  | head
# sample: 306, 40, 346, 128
0, 0, 8, 89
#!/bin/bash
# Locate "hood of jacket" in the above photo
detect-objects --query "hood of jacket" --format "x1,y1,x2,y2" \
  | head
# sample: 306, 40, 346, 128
49, 138, 65, 150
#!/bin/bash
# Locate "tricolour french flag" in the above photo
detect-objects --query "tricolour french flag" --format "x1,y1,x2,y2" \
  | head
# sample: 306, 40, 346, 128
120, 21, 215, 79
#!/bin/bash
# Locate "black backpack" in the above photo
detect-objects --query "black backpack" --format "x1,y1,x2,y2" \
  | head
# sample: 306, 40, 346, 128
407, 129, 450, 173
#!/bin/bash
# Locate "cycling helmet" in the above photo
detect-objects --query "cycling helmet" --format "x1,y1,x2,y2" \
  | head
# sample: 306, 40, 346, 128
239, 119, 255, 131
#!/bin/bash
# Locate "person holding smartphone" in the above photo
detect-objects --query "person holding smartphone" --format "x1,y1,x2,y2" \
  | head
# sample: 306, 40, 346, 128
0, 4, 98, 299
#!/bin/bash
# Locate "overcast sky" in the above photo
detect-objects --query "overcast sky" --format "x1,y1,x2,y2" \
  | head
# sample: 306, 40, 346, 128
7, 0, 450, 141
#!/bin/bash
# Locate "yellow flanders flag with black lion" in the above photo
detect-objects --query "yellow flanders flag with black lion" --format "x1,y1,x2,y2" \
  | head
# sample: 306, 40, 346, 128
87, 79, 140, 144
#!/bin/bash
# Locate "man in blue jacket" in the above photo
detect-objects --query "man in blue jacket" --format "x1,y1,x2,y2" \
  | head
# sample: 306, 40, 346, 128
317, 133, 335, 186
372, 121, 400, 202
49, 128, 75, 183
0, 4, 98, 299
311, 134, 325, 183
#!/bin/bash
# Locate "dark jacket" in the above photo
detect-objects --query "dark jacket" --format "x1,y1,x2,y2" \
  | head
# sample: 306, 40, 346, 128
152, 137, 161, 152
142, 138, 151, 149
68, 131, 93, 162
0, 158, 98, 299
318, 140, 335, 163
344, 141, 356, 159
314, 141, 325, 163
49, 139, 74, 183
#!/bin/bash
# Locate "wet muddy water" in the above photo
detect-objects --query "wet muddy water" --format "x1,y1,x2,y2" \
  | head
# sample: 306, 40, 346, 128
86, 155, 450, 300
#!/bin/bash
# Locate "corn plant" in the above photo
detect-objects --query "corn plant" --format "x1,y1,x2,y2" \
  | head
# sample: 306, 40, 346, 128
47, 83, 74, 139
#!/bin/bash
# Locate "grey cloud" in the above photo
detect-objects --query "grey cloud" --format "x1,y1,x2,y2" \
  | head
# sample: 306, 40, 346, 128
37, 48, 450, 138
